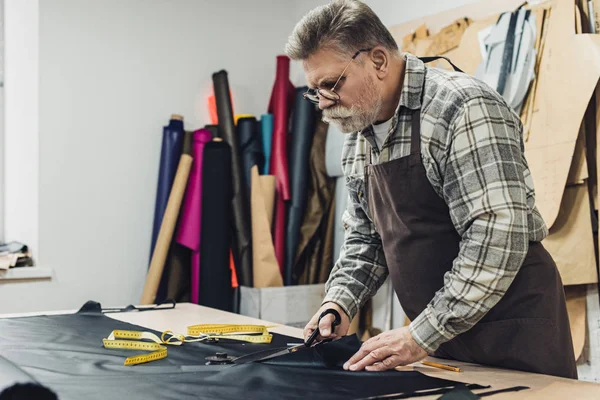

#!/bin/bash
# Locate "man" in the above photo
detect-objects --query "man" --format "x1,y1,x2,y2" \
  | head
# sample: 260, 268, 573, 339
285, 0, 577, 379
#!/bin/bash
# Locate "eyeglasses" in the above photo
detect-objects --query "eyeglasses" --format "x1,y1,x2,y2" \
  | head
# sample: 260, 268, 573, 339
303, 48, 372, 105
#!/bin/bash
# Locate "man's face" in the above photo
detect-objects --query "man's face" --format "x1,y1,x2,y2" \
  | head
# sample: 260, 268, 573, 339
304, 48, 383, 133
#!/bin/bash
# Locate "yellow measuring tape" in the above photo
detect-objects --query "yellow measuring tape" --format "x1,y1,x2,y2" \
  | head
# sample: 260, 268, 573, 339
103, 324, 274, 366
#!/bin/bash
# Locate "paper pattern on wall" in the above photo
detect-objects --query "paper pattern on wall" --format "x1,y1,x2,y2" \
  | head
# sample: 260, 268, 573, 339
542, 184, 598, 285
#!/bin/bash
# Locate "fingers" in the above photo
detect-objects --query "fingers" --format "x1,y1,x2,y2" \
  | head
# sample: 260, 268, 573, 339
342, 335, 380, 368
343, 341, 394, 371
364, 356, 402, 372
303, 314, 320, 342
318, 314, 336, 338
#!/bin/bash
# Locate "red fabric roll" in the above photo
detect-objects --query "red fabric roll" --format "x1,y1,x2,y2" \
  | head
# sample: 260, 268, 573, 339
268, 55, 295, 274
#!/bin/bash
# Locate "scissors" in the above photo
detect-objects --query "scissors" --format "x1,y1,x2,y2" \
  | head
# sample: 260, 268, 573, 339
206, 309, 342, 365
304, 308, 342, 347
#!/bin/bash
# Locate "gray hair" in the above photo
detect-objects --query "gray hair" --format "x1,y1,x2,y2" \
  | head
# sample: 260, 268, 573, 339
284, 0, 399, 61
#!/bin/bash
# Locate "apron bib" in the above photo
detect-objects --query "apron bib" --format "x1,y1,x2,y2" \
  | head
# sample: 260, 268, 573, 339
363, 71, 577, 378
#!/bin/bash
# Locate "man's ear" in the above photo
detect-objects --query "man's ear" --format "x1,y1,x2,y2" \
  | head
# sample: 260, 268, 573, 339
370, 46, 389, 79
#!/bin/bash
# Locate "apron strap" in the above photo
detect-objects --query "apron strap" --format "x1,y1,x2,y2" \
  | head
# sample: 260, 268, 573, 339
418, 56, 464, 73
410, 108, 421, 157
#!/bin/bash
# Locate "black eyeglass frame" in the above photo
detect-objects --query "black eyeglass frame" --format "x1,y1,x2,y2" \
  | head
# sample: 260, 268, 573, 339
303, 48, 372, 105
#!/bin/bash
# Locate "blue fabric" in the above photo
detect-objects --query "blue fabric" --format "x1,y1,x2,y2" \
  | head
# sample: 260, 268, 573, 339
260, 114, 273, 175
149, 118, 184, 302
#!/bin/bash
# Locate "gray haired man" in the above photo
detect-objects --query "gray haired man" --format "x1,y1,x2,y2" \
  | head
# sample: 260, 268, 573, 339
286, 0, 577, 379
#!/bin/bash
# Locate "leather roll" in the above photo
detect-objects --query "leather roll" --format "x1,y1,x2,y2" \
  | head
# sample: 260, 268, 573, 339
150, 115, 185, 302
259, 114, 274, 175
199, 139, 234, 312
175, 130, 213, 304
212, 70, 253, 288
284, 87, 317, 285
204, 124, 222, 139
237, 116, 265, 189
268, 56, 295, 272
295, 118, 336, 284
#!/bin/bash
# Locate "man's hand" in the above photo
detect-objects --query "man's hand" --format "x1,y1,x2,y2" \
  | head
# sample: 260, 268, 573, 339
304, 302, 351, 342
343, 326, 427, 371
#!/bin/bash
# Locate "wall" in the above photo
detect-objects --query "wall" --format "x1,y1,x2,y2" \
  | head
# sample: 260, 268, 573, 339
0, 0, 299, 313
292, 0, 480, 27
0, 0, 482, 314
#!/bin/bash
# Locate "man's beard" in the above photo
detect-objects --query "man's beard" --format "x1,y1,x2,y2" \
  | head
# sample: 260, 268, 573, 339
322, 75, 383, 133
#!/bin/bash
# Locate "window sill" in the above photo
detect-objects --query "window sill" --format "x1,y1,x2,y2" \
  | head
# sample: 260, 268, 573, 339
0, 266, 53, 281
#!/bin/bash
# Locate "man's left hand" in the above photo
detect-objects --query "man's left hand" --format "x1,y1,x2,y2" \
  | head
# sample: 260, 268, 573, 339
343, 326, 428, 372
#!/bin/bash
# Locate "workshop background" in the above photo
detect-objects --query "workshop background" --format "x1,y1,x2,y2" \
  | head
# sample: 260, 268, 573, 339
1, 0, 600, 383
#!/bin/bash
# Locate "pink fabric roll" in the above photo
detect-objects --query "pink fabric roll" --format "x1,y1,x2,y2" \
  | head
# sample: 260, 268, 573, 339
176, 129, 213, 303
268, 55, 295, 273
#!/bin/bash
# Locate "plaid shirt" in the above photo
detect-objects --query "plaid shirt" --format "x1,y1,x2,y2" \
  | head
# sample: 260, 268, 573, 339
323, 53, 548, 353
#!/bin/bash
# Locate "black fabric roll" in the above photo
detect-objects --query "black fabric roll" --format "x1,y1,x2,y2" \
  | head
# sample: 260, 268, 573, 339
285, 86, 317, 286
237, 116, 265, 190
199, 140, 233, 312
212, 70, 253, 288
204, 124, 222, 139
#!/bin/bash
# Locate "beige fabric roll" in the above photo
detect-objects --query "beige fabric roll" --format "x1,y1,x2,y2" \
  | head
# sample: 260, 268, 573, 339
141, 154, 193, 304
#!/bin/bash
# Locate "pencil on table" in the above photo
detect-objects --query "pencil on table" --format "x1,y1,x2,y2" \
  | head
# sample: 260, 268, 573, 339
421, 360, 461, 372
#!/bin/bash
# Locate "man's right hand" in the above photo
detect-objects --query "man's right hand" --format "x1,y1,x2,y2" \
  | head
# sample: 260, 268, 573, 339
303, 302, 351, 343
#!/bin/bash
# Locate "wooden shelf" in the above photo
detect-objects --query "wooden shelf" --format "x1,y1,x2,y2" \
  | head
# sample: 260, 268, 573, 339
0, 267, 53, 281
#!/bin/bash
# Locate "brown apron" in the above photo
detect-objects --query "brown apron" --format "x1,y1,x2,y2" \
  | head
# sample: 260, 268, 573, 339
363, 102, 578, 379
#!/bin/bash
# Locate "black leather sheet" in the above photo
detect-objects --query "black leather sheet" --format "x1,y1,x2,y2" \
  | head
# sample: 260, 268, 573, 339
0, 304, 468, 400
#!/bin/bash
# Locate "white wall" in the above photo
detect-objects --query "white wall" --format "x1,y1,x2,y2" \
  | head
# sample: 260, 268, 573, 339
0, 0, 299, 313
0, 0, 482, 314
292, 0, 480, 27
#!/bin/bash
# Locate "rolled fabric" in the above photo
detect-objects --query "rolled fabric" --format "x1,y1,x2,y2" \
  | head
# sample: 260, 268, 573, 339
141, 154, 193, 305
212, 70, 253, 287
237, 116, 265, 189
150, 114, 185, 302
175, 129, 213, 304
204, 124, 222, 139
285, 86, 317, 285
268, 55, 295, 273
260, 114, 274, 175
199, 139, 234, 312
294, 118, 336, 284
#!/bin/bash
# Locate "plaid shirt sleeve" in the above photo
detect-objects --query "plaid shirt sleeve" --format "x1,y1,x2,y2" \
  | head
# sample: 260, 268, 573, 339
409, 95, 531, 353
322, 178, 389, 321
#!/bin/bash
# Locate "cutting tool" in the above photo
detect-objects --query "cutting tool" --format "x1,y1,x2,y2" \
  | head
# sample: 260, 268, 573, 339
205, 308, 342, 365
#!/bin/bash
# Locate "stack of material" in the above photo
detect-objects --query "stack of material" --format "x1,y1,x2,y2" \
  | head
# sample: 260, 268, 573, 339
389, 0, 600, 364
0, 242, 33, 270
141, 58, 337, 316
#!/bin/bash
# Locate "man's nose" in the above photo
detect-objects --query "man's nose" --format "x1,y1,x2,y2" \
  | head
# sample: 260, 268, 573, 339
318, 96, 336, 110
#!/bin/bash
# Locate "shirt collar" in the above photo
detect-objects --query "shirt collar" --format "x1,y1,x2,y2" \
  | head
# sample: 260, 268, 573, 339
399, 52, 426, 111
